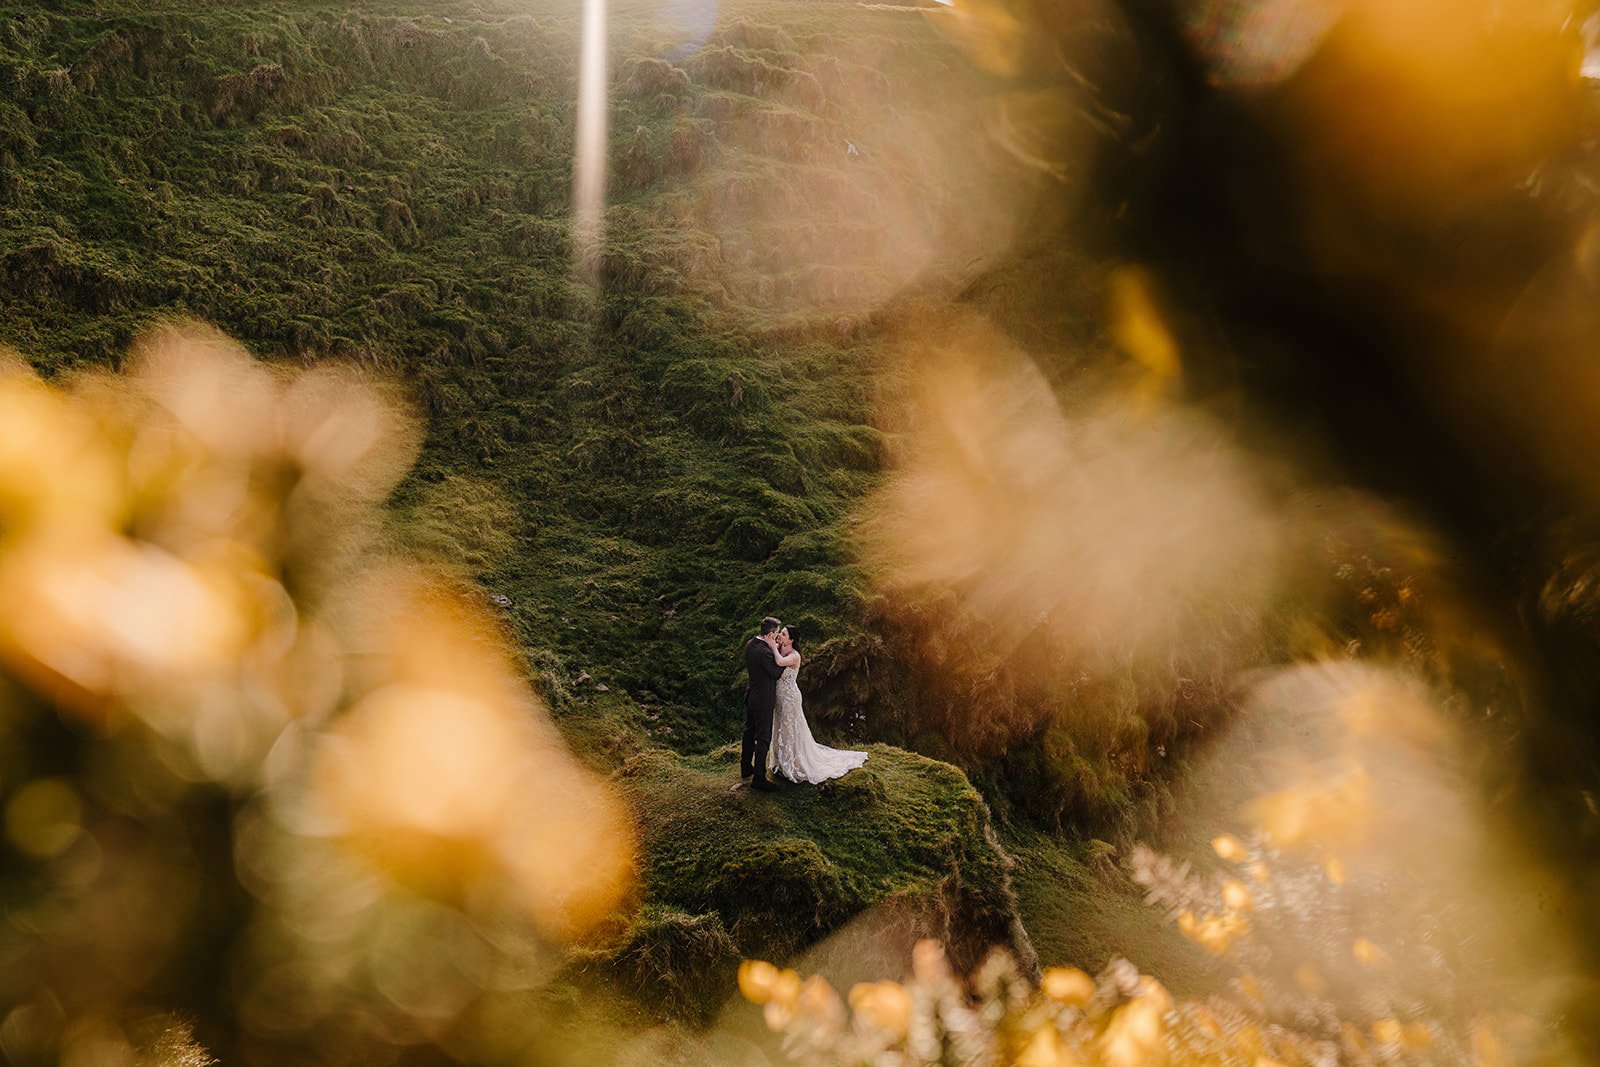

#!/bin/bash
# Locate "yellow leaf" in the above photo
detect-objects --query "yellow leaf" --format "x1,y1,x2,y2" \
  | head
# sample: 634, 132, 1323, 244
849, 980, 913, 1040
1018, 1026, 1078, 1067
1040, 966, 1095, 1006
1109, 266, 1182, 401
738, 960, 780, 1005
1211, 834, 1247, 862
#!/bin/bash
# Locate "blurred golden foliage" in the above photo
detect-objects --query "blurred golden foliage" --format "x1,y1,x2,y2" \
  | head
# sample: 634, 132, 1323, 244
1041, 966, 1095, 1006
923, 0, 1027, 77
749, 681, 1574, 1063
743, 936, 1351, 1067
1132, 662, 1576, 1063
1108, 266, 1182, 401
860, 309, 1282, 752
0, 324, 634, 1065
824, 1, 1597, 1055
1284, 0, 1582, 213
307, 570, 634, 940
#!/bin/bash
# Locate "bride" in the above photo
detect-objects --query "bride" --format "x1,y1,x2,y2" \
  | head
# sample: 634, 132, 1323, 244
768, 626, 868, 784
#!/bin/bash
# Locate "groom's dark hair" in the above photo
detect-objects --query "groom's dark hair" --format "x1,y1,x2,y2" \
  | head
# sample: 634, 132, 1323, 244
759, 616, 783, 635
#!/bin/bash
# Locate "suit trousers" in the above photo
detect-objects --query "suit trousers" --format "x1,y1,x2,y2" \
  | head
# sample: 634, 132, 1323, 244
741, 700, 773, 779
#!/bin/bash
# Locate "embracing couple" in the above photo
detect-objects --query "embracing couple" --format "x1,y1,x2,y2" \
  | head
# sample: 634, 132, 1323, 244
740, 616, 868, 792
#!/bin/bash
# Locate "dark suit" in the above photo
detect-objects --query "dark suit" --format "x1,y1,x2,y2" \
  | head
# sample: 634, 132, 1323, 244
742, 635, 784, 781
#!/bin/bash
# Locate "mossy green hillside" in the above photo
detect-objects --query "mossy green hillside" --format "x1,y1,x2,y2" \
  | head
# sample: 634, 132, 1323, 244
0, 0, 996, 794
0, 0, 1007, 755
0, 0, 1221, 1019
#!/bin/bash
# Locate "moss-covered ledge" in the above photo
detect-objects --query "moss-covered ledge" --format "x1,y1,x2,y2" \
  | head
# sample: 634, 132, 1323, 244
571, 741, 1035, 1021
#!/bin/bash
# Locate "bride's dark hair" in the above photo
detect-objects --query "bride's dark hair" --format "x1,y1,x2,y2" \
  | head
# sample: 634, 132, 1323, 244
784, 624, 801, 650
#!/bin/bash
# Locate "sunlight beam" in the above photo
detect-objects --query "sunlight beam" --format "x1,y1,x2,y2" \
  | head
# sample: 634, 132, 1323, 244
573, 0, 609, 283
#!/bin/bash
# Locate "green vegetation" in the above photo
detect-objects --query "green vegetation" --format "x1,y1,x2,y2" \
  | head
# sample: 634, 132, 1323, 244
0, 0, 1205, 1024
0, 0, 991, 748
1000, 827, 1221, 996
626, 743, 1025, 959
568, 728, 1034, 1021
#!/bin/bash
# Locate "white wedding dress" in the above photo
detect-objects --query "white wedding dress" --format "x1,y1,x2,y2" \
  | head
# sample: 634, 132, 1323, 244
768, 666, 868, 783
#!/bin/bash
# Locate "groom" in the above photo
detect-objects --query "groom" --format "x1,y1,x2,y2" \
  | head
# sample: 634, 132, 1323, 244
741, 616, 785, 792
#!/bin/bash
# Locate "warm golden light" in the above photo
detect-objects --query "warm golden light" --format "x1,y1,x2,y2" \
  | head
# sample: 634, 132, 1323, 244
861, 311, 1283, 747
1040, 965, 1094, 1005
0, 325, 636, 1064
924, 0, 1025, 77
1108, 266, 1181, 401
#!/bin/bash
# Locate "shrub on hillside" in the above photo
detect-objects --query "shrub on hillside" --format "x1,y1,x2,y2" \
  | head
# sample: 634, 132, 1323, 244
689, 46, 799, 98
594, 907, 743, 1024
626, 56, 692, 99
210, 62, 287, 123
708, 838, 853, 956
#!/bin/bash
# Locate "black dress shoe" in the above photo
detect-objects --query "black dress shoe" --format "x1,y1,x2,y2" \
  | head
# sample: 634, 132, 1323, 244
750, 776, 778, 792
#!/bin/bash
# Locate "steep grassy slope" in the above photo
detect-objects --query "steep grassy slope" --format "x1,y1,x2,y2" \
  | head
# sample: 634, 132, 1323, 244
0, 0, 1211, 1022
0, 0, 1006, 748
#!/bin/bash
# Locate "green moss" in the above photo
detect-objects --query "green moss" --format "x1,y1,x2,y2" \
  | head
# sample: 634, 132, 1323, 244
615, 743, 1031, 985
0, 0, 1241, 1029
1000, 826, 1224, 996
577, 905, 742, 1025
0, 0, 968, 752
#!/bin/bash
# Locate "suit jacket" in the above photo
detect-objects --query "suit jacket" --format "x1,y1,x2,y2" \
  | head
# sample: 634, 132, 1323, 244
744, 635, 784, 714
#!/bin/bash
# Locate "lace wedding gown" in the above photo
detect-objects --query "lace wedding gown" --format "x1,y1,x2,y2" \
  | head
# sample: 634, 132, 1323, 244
768, 666, 868, 783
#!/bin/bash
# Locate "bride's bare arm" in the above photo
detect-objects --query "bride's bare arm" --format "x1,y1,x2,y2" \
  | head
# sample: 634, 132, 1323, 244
774, 649, 801, 668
